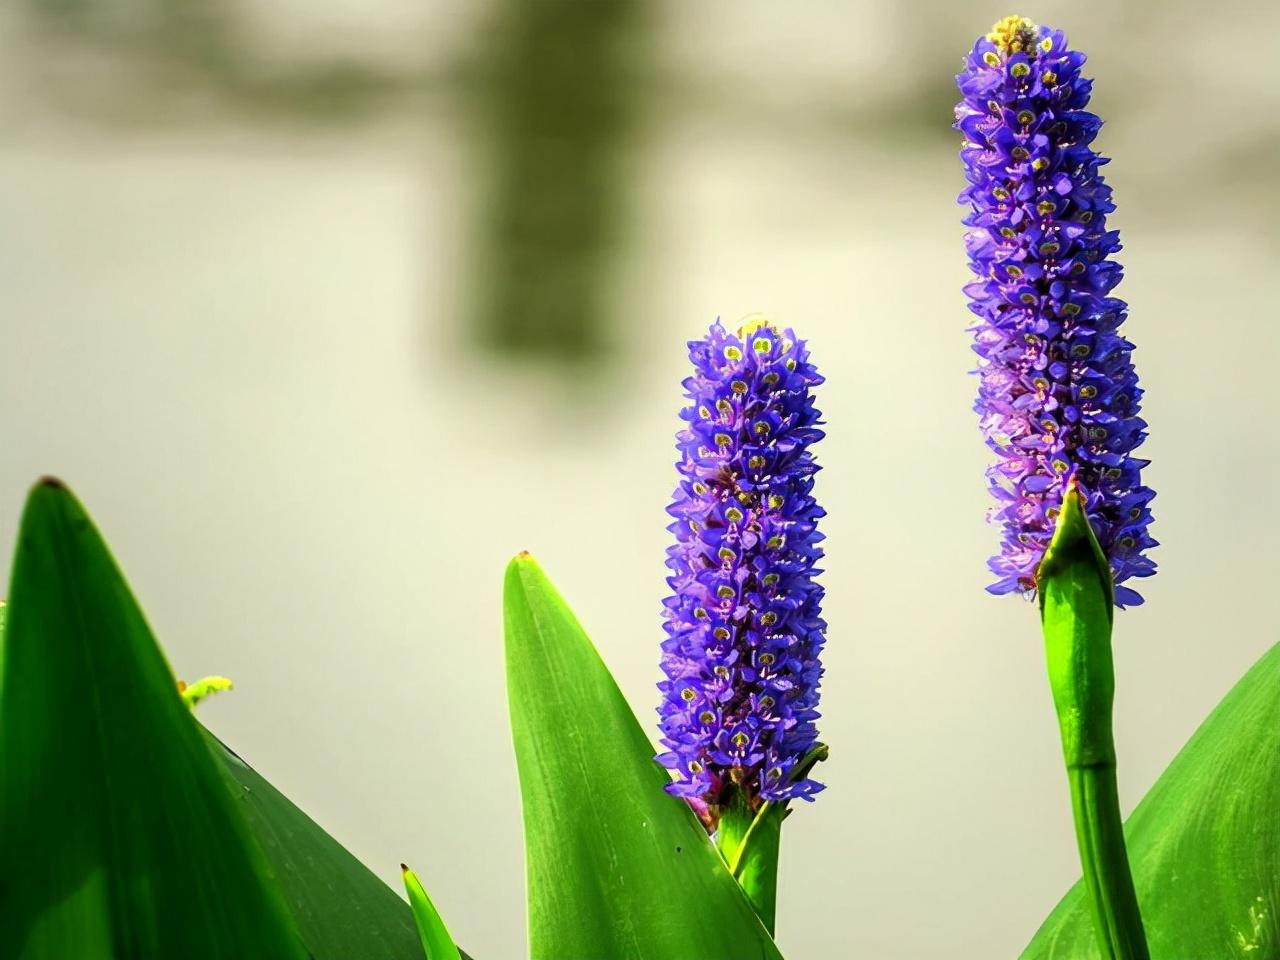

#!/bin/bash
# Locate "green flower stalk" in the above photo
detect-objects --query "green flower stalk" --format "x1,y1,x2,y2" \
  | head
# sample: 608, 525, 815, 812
1039, 480, 1148, 959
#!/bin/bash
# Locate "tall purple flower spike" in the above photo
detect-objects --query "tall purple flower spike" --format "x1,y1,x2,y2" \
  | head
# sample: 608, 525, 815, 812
956, 16, 1157, 607
656, 319, 826, 827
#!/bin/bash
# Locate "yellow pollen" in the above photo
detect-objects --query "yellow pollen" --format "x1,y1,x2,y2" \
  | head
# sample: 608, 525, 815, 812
1042, 70, 1058, 86
987, 15, 1039, 55
738, 314, 775, 338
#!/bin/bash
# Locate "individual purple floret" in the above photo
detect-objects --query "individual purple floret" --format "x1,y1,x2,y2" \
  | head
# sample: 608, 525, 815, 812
956, 16, 1157, 607
656, 320, 826, 826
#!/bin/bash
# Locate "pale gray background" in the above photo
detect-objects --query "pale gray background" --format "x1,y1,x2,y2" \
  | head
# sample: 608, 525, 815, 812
2, 2, 1278, 958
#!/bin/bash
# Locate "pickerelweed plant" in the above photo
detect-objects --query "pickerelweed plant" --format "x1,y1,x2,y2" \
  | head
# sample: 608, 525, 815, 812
657, 319, 828, 931
6, 15, 1280, 960
957, 15, 1155, 960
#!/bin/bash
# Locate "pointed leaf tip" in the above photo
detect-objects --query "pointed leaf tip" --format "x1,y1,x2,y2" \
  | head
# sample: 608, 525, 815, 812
401, 864, 463, 960
504, 560, 783, 959
1, 480, 307, 959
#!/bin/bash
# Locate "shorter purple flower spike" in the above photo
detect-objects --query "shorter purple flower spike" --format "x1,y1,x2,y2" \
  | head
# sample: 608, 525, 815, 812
955, 16, 1157, 607
656, 319, 826, 826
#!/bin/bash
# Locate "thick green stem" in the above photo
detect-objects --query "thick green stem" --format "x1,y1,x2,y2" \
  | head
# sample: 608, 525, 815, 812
1065, 765, 1148, 959
715, 789, 779, 934
1038, 482, 1150, 960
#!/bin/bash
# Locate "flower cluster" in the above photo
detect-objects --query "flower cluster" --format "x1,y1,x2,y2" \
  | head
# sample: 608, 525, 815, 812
656, 320, 826, 823
956, 16, 1157, 606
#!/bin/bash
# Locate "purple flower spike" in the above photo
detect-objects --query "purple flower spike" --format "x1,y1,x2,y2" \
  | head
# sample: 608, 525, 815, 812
656, 319, 826, 826
956, 16, 1157, 608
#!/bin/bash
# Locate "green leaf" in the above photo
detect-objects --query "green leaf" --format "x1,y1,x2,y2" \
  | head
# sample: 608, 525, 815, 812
1022, 641, 1280, 959
503, 553, 783, 960
0, 479, 307, 960
209, 732, 471, 960
401, 863, 463, 960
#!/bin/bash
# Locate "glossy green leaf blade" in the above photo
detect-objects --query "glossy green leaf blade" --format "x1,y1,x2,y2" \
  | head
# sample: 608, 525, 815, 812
0, 480, 306, 960
1023, 641, 1280, 959
503, 553, 784, 960
209, 732, 472, 960
402, 864, 464, 960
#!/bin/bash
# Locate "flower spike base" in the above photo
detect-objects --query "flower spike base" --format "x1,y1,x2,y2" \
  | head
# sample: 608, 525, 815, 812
1038, 480, 1150, 960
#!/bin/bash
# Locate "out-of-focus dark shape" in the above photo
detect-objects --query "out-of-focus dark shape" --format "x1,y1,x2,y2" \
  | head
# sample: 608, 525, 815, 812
470, 0, 644, 365
26, 0, 401, 123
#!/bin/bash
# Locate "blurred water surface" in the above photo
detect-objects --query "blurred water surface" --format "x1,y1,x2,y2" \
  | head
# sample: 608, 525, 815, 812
2, 2, 1278, 958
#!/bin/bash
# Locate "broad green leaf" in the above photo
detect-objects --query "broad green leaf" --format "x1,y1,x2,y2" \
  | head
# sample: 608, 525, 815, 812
503, 553, 784, 960
1023, 641, 1280, 959
402, 863, 463, 960
208, 732, 472, 960
0, 479, 307, 960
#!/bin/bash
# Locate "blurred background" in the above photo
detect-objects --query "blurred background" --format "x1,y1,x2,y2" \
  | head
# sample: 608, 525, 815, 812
2, 1, 1278, 957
